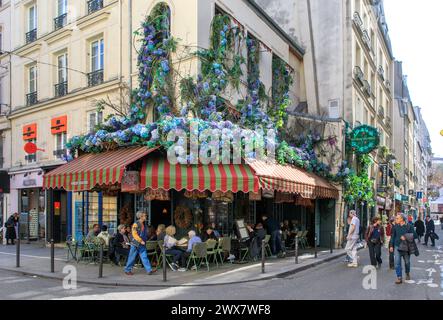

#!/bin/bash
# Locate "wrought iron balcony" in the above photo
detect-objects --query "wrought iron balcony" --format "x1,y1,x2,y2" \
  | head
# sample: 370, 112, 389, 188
362, 80, 372, 97
87, 0, 103, 14
377, 66, 385, 80
55, 81, 68, 97
353, 12, 363, 33
26, 92, 38, 106
362, 30, 372, 51
385, 80, 391, 92
87, 69, 104, 87
378, 106, 385, 119
26, 29, 37, 44
25, 154, 37, 162
53, 149, 67, 158
54, 13, 67, 30
353, 66, 364, 85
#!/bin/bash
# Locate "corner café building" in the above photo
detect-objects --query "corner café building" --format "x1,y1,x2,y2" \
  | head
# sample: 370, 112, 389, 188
43, 146, 338, 247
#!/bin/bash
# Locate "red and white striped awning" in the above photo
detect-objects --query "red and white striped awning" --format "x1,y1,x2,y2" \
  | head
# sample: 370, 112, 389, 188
247, 159, 339, 199
43, 146, 157, 192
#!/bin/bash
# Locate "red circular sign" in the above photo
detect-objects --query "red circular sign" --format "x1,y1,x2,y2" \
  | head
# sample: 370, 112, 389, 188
24, 142, 38, 154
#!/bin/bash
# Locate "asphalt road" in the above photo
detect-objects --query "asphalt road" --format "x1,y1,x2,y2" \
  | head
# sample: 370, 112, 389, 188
0, 241, 441, 300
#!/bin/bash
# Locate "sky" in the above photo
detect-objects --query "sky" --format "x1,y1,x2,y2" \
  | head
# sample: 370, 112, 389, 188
383, 0, 443, 157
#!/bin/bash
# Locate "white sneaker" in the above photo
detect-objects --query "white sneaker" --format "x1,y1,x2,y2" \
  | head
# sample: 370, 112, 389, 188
347, 263, 358, 268
191, 265, 197, 270
178, 268, 187, 272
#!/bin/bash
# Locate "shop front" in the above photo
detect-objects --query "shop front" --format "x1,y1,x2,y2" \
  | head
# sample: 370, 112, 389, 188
9, 168, 47, 241
43, 147, 339, 248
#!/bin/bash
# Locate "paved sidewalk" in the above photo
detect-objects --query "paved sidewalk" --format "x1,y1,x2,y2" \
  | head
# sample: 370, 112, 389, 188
0, 243, 348, 287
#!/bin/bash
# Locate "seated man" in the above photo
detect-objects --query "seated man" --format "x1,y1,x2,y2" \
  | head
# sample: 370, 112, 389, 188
87, 224, 101, 241
201, 226, 218, 242
181, 230, 202, 269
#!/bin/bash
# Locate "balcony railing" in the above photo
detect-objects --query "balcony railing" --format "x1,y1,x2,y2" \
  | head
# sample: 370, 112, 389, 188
26, 29, 37, 44
377, 66, 385, 80
353, 66, 364, 85
88, 0, 103, 14
385, 80, 391, 92
55, 81, 68, 97
25, 154, 37, 162
26, 92, 38, 106
87, 69, 104, 87
53, 149, 67, 159
362, 30, 372, 51
378, 106, 385, 119
362, 80, 372, 97
54, 13, 67, 30
352, 12, 363, 33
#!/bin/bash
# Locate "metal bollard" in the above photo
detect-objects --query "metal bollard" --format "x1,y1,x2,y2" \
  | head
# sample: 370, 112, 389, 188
162, 244, 167, 282
50, 239, 55, 273
330, 232, 334, 254
16, 235, 20, 268
314, 234, 318, 259
98, 242, 104, 278
295, 236, 299, 264
261, 240, 266, 274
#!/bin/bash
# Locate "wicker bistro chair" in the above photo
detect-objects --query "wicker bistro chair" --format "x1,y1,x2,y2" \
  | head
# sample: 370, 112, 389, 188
157, 240, 176, 271
66, 236, 79, 262
145, 241, 160, 266
263, 234, 272, 257
216, 237, 231, 265
205, 239, 219, 267
300, 231, 309, 248
186, 242, 209, 272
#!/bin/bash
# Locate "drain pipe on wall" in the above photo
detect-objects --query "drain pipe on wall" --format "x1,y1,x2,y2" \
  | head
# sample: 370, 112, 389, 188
128, 0, 133, 93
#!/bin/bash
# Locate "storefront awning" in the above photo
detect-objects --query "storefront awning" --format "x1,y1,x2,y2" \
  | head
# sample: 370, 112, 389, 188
43, 147, 157, 191
140, 158, 259, 193
246, 160, 339, 199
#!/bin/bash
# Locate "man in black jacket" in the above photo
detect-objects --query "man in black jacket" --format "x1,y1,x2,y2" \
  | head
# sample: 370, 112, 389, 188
424, 216, 435, 247
262, 214, 281, 257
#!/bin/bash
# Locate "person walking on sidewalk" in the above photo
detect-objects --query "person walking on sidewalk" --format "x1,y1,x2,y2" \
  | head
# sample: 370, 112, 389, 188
365, 216, 385, 269
385, 216, 395, 269
414, 217, 425, 243
423, 215, 436, 247
389, 214, 417, 284
124, 211, 157, 276
345, 210, 360, 268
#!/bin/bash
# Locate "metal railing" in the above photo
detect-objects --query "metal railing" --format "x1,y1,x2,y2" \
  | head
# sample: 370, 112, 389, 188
87, 69, 104, 87
26, 29, 37, 44
377, 66, 385, 80
26, 92, 38, 106
385, 80, 391, 92
54, 13, 67, 30
362, 80, 371, 97
378, 106, 385, 118
55, 81, 68, 97
87, 0, 103, 14
353, 66, 364, 85
53, 149, 67, 158
353, 12, 363, 33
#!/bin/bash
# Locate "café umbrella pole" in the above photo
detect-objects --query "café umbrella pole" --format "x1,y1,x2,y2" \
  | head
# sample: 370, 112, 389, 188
261, 239, 265, 274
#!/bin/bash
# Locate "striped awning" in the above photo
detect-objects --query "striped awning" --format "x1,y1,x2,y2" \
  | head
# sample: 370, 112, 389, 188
247, 160, 339, 199
140, 158, 259, 193
43, 147, 157, 191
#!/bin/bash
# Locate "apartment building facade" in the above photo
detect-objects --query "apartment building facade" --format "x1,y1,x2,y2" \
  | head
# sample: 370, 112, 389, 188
4, 0, 309, 243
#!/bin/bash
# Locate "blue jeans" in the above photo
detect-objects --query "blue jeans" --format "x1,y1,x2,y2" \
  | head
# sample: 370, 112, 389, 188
166, 248, 183, 266
271, 230, 282, 255
394, 247, 410, 278
124, 245, 152, 273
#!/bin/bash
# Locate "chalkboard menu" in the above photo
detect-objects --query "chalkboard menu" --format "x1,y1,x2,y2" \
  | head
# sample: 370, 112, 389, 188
29, 209, 39, 239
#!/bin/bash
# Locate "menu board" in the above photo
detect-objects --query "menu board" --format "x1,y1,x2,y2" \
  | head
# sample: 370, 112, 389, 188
29, 209, 39, 239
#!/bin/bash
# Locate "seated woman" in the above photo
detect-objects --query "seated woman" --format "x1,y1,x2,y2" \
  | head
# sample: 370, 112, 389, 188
97, 225, 111, 247
164, 226, 186, 272
151, 224, 166, 241
112, 224, 131, 265
201, 226, 218, 242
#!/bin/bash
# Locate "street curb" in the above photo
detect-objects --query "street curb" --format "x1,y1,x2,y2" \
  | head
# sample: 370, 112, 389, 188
0, 251, 348, 288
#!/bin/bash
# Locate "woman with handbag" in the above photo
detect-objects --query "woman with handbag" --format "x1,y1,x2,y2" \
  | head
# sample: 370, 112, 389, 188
365, 217, 385, 269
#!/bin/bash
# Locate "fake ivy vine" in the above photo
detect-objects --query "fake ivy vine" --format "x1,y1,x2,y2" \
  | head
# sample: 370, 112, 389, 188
343, 154, 375, 207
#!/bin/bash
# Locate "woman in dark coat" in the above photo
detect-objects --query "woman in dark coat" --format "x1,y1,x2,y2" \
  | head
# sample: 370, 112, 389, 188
5, 213, 19, 245
414, 217, 425, 242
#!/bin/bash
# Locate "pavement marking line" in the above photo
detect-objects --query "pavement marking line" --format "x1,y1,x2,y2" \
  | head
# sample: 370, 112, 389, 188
4, 278, 32, 284
0, 252, 65, 261
9, 291, 42, 299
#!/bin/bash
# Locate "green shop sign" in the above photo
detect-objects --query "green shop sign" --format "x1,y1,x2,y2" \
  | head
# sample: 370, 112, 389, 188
350, 125, 380, 154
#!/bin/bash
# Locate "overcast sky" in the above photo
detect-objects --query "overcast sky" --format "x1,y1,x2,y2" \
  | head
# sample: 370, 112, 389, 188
383, 0, 443, 157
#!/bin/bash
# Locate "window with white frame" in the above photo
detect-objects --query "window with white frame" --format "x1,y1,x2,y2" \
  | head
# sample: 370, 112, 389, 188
28, 5, 37, 32
57, 0, 67, 16
54, 132, 67, 159
91, 39, 104, 72
57, 53, 68, 84
87, 110, 103, 133
26, 138, 37, 163
29, 65, 37, 93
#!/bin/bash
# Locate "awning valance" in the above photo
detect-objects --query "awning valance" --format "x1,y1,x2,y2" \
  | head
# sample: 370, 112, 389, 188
43, 147, 157, 191
140, 158, 259, 193
247, 160, 339, 199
